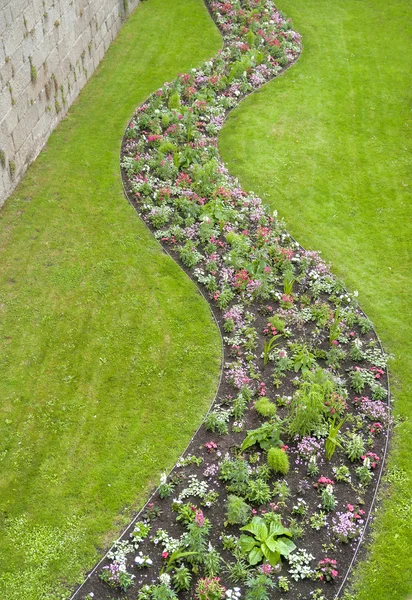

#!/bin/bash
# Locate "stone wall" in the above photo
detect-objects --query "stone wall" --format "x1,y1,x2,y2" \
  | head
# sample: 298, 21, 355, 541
0, 0, 139, 205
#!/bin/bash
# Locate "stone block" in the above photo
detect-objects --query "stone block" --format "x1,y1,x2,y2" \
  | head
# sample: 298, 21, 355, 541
3, 5, 14, 30
0, 106, 18, 137
0, 8, 7, 37
11, 64, 29, 98
46, 47, 59, 75
32, 0, 45, 23
4, 15, 25, 57
19, 129, 36, 165
11, 114, 30, 152
14, 87, 30, 122
0, 127, 11, 160
10, 0, 27, 21
0, 60, 14, 87
10, 45, 24, 78
0, 87, 12, 119
0, 44, 5, 68
22, 2, 36, 32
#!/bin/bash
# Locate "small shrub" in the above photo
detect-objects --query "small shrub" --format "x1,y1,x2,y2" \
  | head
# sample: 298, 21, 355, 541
168, 90, 181, 110
245, 573, 276, 600
172, 565, 191, 592
267, 448, 290, 475
268, 314, 286, 332
247, 478, 272, 504
320, 485, 336, 511
254, 397, 277, 418
204, 409, 230, 435
288, 369, 335, 437
226, 495, 252, 525
195, 577, 225, 600
345, 433, 366, 462
204, 547, 222, 577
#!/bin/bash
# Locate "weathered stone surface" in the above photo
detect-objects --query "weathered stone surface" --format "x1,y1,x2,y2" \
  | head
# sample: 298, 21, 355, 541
0, 0, 139, 205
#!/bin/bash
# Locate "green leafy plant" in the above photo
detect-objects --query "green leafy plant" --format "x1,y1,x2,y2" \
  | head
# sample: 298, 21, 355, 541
325, 418, 345, 460
233, 389, 249, 420
356, 464, 373, 486
247, 478, 272, 504
245, 572, 277, 600
345, 433, 366, 462
283, 272, 295, 295
309, 511, 327, 531
161, 549, 199, 574
172, 565, 192, 592
320, 485, 336, 512
226, 495, 252, 526
267, 447, 290, 475
307, 455, 319, 476
272, 480, 291, 500
334, 465, 351, 482
204, 547, 222, 577
349, 369, 367, 393
195, 577, 226, 600
254, 397, 277, 418
290, 343, 316, 373
168, 90, 181, 110
159, 474, 175, 499
241, 422, 283, 452
329, 308, 342, 345
224, 557, 250, 583
219, 457, 251, 495
268, 314, 286, 333
288, 368, 335, 437
277, 576, 290, 592
204, 408, 231, 435
263, 334, 283, 365
240, 516, 296, 567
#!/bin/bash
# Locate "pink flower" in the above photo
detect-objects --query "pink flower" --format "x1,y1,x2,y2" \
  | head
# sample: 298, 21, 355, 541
194, 509, 205, 527
260, 564, 272, 574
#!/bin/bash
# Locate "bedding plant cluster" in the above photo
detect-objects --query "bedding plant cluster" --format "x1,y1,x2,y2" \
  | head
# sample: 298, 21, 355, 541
77, 1, 390, 598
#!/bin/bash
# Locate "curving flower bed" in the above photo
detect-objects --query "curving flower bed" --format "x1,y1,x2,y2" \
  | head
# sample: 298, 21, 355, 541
73, 1, 390, 599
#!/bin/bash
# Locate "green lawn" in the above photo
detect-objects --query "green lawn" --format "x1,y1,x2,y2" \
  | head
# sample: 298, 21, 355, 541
0, 1, 222, 598
219, 0, 412, 598
1, 0, 411, 598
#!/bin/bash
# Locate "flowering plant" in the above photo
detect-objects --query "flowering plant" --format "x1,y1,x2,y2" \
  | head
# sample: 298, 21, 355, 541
315, 557, 339, 582
196, 577, 226, 600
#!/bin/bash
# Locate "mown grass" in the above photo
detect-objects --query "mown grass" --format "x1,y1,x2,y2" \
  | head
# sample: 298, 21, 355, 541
0, 1, 222, 598
219, 0, 411, 598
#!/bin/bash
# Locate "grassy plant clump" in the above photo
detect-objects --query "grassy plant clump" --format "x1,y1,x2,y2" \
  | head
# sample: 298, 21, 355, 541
254, 397, 277, 418
267, 447, 290, 475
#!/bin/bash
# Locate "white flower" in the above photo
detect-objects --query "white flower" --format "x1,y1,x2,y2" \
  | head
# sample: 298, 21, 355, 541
159, 573, 171, 587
